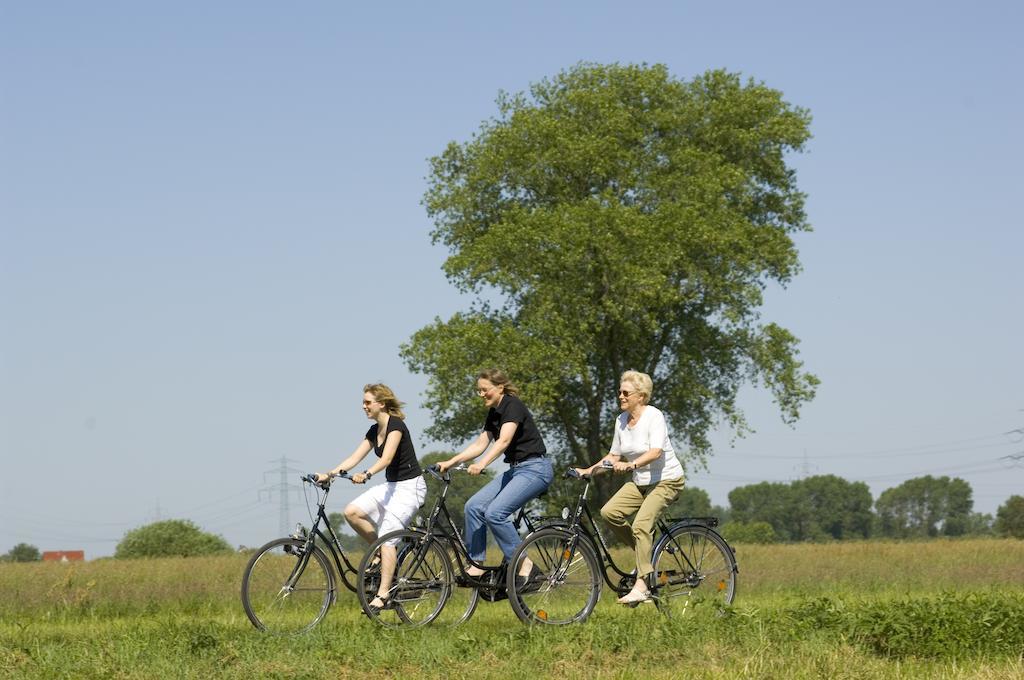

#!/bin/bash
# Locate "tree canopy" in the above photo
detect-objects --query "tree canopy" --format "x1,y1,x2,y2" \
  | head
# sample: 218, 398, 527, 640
995, 495, 1024, 539
728, 475, 873, 541
402, 63, 817, 487
875, 475, 974, 539
2, 542, 41, 562
114, 519, 232, 559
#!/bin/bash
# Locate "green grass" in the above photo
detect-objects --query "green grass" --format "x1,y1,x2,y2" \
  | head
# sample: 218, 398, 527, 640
2, 538, 1024, 678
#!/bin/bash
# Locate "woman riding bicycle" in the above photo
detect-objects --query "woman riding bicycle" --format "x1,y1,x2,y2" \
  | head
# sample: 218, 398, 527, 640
437, 368, 553, 585
574, 370, 685, 605
315, 383, 426, 614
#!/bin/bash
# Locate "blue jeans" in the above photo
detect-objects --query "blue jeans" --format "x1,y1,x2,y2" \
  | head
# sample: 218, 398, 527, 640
464, 456, 554, 562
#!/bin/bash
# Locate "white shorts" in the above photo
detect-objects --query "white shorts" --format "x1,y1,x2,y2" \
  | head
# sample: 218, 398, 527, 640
348, 476, 427, 546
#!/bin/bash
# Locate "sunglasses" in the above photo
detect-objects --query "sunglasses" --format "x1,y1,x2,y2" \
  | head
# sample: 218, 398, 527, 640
617, 390, 633, 398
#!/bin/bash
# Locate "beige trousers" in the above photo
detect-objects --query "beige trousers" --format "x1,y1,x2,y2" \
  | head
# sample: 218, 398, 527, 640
600, 477, 685, 578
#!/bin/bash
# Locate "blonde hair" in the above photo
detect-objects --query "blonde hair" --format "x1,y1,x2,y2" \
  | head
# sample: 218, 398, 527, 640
620, 370, 653, 405
477, 368, 519, 397
364, 383, 406, 419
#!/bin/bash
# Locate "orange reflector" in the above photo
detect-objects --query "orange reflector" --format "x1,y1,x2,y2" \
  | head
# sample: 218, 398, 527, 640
537, 610, 548, 621
658, 572, 668, 585
563, 549, 571, 560
717, 580, 726, 591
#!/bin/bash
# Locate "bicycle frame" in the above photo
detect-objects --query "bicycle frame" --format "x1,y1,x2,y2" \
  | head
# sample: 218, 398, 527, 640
420, 466, 541, 589
549, 470, 728, 595
292, 476, 362, 593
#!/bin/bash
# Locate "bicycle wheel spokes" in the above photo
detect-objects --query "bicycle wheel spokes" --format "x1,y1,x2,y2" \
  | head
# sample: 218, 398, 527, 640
508, 529, 601, 625
432, 548, 480, 626
241, 538, 334, 635
359, 531, 452, 628
652, 525, 736, 616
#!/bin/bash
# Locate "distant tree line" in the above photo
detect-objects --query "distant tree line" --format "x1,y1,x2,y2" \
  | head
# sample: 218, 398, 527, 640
717, 475, 1024, 543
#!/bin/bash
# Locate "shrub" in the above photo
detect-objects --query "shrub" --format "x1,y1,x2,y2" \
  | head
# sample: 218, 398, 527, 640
115, 520, 231, 559
2, 543, 41, 562
720, 520, 776, 544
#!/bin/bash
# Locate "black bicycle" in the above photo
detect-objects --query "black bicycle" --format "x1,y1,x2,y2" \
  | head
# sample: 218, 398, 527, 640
505, 465, 738, 625
355, 464, 546, 627
240, 471, 367, 635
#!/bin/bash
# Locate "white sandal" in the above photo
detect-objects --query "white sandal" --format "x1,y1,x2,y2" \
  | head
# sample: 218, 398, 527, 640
617, 587, 650, 605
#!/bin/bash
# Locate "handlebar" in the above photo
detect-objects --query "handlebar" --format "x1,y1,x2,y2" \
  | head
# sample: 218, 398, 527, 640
426, 463, 467, 482
301, 470, 351, 488
566, 460, 616, 480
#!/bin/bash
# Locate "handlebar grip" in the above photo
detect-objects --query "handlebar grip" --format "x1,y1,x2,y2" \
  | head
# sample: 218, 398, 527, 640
426, 464, 445, 481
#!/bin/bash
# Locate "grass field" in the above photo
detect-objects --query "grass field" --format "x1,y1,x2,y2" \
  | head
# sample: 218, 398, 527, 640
2, 538, 1023, 679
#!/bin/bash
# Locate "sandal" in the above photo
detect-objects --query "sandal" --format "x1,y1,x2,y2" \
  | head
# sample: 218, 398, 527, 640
617, 586, 651, 605
514, 564, 545, 593
364, 594, 392, 616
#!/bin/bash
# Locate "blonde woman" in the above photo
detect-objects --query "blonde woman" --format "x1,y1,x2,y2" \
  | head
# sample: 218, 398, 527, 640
316, 383, 426, 613
574, 370, 685, 605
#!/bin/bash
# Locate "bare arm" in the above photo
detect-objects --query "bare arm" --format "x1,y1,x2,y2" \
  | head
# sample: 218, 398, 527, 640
574, 452, 621, 477
317, 439, 372, 482
612, 448, 663, 473
467, 421, 518, 475
438, 431, 492, 472
351, 430, 402, 484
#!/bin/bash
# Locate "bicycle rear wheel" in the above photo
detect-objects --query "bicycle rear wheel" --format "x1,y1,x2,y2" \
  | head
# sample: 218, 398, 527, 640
357, 530, 452, 628
507, 528, 601, 625
241, 537, 334, 634
650, 524, 737, 616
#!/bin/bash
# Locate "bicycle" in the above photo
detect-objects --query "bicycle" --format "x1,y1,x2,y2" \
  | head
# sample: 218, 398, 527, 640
505, 464, 738, 625
355, 463, 547, 627
240, 471, 369, 635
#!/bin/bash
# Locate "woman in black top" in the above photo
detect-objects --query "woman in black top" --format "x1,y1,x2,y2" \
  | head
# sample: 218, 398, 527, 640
437, 369, 554, 581
316, 383, 425, 612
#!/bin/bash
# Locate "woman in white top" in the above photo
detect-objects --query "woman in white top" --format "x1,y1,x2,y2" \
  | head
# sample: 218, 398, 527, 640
574, 370, 685, 605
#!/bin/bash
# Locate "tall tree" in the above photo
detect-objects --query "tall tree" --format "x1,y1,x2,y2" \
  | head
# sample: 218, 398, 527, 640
875, 476, 974, 538
995, 495, 1024, 539
403, 63, 817, 504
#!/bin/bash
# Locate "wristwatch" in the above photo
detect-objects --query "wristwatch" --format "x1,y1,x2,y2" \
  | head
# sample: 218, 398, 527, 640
364, 470, 373, 479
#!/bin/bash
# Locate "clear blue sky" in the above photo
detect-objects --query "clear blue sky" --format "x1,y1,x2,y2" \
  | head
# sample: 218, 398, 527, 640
3, 2, 1022, 557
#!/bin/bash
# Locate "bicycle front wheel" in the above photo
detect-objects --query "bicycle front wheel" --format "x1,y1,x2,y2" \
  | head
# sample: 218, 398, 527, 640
651, 524, 737, 616
241, 537, 335, 635
357, 530, 452, 628
507, 528, 602, 625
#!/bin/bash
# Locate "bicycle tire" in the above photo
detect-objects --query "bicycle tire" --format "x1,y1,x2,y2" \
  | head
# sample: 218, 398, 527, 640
431, 545, 480, 626
507, 528, 602, 625
241, 537, 335, 635
650, 524, 737, 616
357, 530, 452, 628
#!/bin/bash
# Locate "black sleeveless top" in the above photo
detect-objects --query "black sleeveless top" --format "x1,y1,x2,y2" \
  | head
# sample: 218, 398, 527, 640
365, 417, 421, 482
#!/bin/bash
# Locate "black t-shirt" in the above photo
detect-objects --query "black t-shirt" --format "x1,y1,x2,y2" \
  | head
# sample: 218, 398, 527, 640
365, 417, 421, 482
484, 394, 547, 464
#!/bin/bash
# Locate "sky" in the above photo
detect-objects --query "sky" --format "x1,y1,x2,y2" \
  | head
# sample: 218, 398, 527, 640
2, 1, 1022, 558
